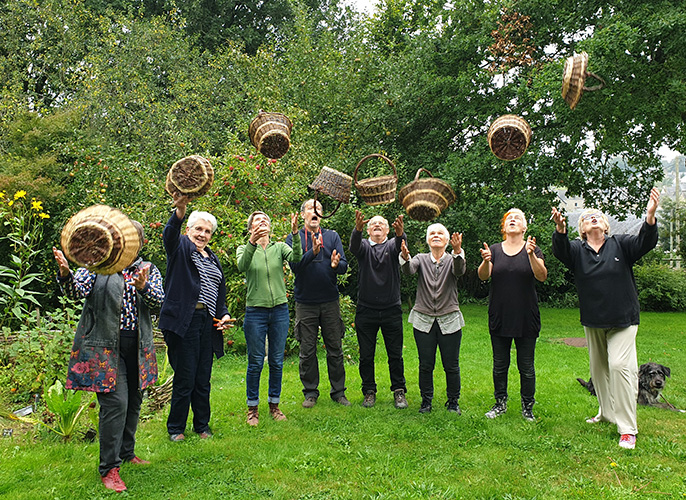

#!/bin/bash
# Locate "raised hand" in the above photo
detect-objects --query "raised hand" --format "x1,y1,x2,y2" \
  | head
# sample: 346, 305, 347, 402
646, 187, 660, 224
392, 214, 404, 237
128, 263, 150, 291
312, 232, 322, 255
450, 232, 462, 254
525, 236, 536, 255
400, 239, 411, 261
480, 242, 491, 263
52, 247, 70, 277
551, 207, 566, 233
291, 212, 299, 234
354, 210, 368, 232
330, 248, 340, 268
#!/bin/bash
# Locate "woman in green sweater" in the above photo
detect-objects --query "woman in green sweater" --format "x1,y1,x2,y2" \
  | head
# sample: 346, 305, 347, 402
237, 211, 301, 425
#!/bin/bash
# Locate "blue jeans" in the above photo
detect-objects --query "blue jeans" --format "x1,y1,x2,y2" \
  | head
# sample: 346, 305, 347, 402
243, 303, 290, 406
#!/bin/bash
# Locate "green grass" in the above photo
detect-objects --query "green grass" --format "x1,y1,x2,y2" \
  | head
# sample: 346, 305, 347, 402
2, 305, 686, 499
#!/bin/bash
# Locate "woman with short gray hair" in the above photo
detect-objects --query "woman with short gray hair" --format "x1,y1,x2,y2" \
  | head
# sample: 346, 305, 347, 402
400, 223, 466, 414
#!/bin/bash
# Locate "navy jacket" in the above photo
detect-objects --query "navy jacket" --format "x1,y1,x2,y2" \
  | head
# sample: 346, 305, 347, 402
159, 212, 229, 357
286, 227, 348, 304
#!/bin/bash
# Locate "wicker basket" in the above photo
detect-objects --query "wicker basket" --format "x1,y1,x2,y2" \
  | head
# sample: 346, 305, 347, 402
60, 205, 141, 275
562, 52, 605, 110
353, 154, 398, 206
308, 167, 353, 218
397, 169, 456, 222
249, 111, 293, 159
488, 115, 533, 161
165, 155, 214, 200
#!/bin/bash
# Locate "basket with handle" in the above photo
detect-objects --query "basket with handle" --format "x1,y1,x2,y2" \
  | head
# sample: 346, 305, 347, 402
487, 115, 532, 161
308, 167, 353, 218
165, 155, 214, 200
353, 154, 398, 206
248, 111, 293, 159
397, 168, 456, 222
561, 52, 605, 110
60, 205, 141, 275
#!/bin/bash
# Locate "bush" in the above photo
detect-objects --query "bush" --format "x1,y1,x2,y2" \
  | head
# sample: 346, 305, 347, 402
634, 262, 686, 312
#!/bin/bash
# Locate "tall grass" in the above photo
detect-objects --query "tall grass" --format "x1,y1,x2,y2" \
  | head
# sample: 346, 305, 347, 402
1, 305, 685, 499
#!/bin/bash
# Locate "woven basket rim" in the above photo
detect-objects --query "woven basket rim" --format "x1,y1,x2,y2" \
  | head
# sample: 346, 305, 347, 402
353, 154, 398, 186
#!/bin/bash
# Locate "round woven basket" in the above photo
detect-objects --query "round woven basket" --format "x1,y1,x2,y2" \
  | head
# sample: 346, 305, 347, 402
397, 169, 456, 222
165, 155, 214, 200
308, 167, 353, 218
488, 115, 532, 161
60, 205, 141, 275
561, 52, 605, 110
249, 111, 293, 159
353, 154, 398, 206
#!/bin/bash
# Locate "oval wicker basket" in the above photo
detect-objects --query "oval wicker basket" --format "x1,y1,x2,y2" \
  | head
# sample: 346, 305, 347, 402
60, 205, 141, 275
165, 155, 214, 200
397, 169, 456, 222
488, 115, 532, 161
562, 52, 605, 110
249, 111, 293, 159
353, 154, 398, 206
308, 166, 353, 218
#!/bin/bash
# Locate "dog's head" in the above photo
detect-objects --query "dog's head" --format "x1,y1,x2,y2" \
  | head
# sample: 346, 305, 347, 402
639, 362, 671, 393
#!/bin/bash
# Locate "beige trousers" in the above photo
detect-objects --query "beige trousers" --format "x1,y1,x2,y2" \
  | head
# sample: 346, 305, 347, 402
584, 325, 639, 435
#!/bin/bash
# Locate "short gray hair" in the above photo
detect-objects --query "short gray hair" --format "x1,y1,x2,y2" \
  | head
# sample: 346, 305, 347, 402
425, 223, 449, 247
187, 211, 218, 233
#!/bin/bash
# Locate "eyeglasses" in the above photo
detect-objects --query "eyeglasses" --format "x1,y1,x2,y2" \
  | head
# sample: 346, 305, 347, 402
581, 212, 603, 222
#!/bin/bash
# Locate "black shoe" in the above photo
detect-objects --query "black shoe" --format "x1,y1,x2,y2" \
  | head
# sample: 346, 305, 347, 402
445, 398, 461, 415
419, 398, 432, 414
522, 400, 536, 421
485, 397, 508, 419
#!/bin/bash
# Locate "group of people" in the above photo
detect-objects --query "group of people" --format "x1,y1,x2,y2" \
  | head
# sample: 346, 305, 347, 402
54, 187, 660, 492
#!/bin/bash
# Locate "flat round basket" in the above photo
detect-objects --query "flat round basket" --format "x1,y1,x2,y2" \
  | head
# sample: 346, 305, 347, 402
249, 111, 293, 159
561, 52, 605, 110
488, 115, 532, 161
165, 155, 214, 200
397, 169, 456, 222
353, 154, 398, 206
308, 167, 353, 218
60, 205, 141, 275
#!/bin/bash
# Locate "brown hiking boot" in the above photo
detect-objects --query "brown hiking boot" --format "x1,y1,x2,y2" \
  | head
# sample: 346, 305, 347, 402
247, 405, 259, 426
269, 402, 287, 421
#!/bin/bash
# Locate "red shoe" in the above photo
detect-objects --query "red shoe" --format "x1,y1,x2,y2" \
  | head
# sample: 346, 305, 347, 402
101, 467, 127, 492
128, 456, 150, 465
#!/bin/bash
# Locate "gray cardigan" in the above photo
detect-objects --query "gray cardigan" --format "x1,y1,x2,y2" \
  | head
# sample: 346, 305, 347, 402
401, 251, 466, 316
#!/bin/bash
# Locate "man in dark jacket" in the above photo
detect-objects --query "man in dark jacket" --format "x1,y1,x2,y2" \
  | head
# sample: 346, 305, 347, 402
349, 210, 408, 409
286, 199, 350, 408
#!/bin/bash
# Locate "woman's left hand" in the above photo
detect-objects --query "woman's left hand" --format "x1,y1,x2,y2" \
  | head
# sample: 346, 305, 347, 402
214, 315, 236, 330
450, 232, 462, 254
525, 236, 536, 255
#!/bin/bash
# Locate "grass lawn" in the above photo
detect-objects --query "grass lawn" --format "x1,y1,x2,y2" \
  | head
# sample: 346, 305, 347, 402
1, 304, 685, 499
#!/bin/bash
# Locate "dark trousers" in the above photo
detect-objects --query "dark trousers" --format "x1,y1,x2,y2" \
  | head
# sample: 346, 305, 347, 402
413, 322, 462, 401
97, 334, 142, 476
355, 304, 406, 395
296, 300, 346, 400
490, 335, 537, 403
165, 310, 214, 435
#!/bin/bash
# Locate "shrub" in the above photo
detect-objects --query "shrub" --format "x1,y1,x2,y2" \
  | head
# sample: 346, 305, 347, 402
634, 262, 686, 312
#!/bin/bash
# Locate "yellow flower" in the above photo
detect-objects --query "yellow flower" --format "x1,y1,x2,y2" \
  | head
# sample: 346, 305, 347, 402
13, 190, 27, 200
8, 200, 14, 207
0, 191, 5, 199
610, 462, 617, 467
39, 212, 50, 219
31, 200, 43, 211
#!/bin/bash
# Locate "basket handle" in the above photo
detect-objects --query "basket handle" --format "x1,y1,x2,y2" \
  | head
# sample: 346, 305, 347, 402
583, 71, 605, 92
312, 191, 343, 219
353, 154, 397, 186
413, 168, 434, 181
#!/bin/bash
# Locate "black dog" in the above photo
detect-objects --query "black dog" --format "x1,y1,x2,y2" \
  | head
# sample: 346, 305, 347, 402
577, 362, 678, 410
